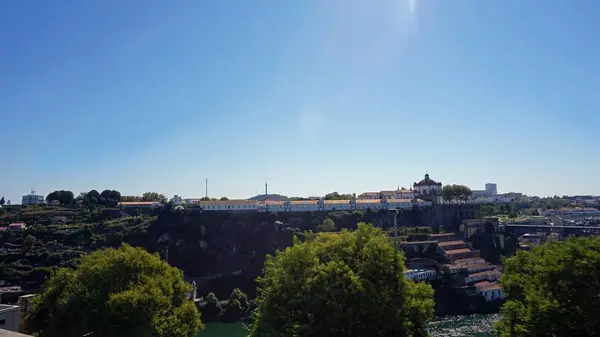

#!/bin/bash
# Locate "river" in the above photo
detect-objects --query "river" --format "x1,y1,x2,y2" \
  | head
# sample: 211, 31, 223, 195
198, 313, 499, 337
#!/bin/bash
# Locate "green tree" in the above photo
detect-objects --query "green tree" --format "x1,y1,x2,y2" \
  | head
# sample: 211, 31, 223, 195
27, 244, 203, 337
249, 223, 435, 337
219, 196, 229, 201
229, 288, 248, 310
23, 235, 36, 250
496, 236, 600, 336
442, 184, 473, 202
142, 192, 167, 202
317, 218, 336, 232
46, 190, 75, 205
0, 196, 4, 206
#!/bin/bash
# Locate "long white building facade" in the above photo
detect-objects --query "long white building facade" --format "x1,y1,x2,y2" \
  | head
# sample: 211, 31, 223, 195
187, 198, 432, 212
185, 172, 439, 213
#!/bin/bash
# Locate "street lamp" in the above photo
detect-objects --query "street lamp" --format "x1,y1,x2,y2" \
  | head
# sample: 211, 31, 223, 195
389, 208, 402, 250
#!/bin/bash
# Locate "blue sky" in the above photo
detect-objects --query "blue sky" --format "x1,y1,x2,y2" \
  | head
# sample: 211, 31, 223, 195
1, 0, 599, 203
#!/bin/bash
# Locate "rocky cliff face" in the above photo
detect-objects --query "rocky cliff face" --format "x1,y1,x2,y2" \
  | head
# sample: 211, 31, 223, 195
147, 208, 413, 277
145, 204, 480, 278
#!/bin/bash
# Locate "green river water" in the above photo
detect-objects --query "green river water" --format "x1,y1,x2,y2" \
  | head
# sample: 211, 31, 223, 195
198, 313, 499, 337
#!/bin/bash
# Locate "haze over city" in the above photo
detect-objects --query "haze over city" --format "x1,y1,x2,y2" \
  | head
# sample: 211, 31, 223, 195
2, 0, 600, 203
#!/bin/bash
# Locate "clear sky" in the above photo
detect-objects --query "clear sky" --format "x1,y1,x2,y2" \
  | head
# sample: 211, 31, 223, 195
1, 0, 599, 204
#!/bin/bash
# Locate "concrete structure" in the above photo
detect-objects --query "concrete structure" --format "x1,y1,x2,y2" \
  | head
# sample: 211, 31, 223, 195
0, 330, 32, 337
485, 183, 498, 196
0, 305, 19, 332
118, 201, 163, 209
20, 191, 44, 206
404, 269, 436, 281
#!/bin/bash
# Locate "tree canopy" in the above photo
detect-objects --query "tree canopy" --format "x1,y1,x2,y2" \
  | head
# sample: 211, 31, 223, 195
442, 184, 473, 202
495, 236, 600, 336
46, 190, 75, 205
142, 192, 167, 202
27, 244, 203, 337
0, 196, 5, 205
317, 218, 336, 232
248, 223, 434, 337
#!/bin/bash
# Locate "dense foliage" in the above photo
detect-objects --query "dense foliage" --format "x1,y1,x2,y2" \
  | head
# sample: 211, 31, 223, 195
496, 236, 600, 336
249, 223, 435, 337
442, 184, 472, 202
27, 244, 203, 337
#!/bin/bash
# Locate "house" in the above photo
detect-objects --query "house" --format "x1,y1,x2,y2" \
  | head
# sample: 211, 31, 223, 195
8, 224, 26, 231
0, 305, 19, 332
21, 191, 45, 206
118, 201, 163, 209
404, 269, 436, 281
474, 282, 505, 301
465, 269, 502, 285
443, 248, 480, 262
438, 240, 470, 251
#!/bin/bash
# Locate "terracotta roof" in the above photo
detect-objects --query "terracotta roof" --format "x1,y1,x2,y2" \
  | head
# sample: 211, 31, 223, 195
431, 233, 461, 237
200, 200, 258, 205
480, 283, 503, 291
119, 201, 158, 205
358, 192, 379, 196
468, 269, 501, 278
387, 198, 420, 203
444, 248, 472, 255
323, 200, 351, 204
289, 200, 318, 205
474, 281, 491, 288
438, 240, 466, 247
465, 263, 494, 270
453, 257, 485, 265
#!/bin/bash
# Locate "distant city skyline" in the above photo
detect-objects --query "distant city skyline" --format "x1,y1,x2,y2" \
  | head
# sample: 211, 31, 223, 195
2, 174, 594, 205
2, 1, 599, 204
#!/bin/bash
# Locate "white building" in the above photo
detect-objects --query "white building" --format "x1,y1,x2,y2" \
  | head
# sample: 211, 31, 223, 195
358, 189, 416, 200
186, 198, 432, 213
0, 304, 20, 332
464, 269, 502, 285
485, 183, 498, 196
474, 282, 505, 301
404, 269, 436, 281
539, 207, 600, 217
21, 191, 45, 206
412, 174, 443, 203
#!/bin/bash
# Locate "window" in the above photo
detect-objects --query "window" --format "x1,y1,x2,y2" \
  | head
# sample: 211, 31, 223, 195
0, 319, 5, 325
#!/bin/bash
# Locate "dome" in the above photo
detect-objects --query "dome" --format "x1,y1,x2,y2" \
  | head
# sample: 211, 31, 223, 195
414, 173, 441, 187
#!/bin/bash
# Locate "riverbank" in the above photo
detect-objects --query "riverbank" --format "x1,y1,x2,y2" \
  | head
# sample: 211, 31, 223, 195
197, 313, 500, 337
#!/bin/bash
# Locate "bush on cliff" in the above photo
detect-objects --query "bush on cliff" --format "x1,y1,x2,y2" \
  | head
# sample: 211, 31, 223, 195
249, 223, 435, 337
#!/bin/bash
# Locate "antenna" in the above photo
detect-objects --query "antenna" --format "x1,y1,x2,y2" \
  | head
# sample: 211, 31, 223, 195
205, 179, 208, 198
265, 176, 268, 196
31, 189, 36, 196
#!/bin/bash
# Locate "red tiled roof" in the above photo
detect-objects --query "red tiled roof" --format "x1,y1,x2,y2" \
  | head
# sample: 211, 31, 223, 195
438, 240, 466, 247
444, 248, 472, 255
